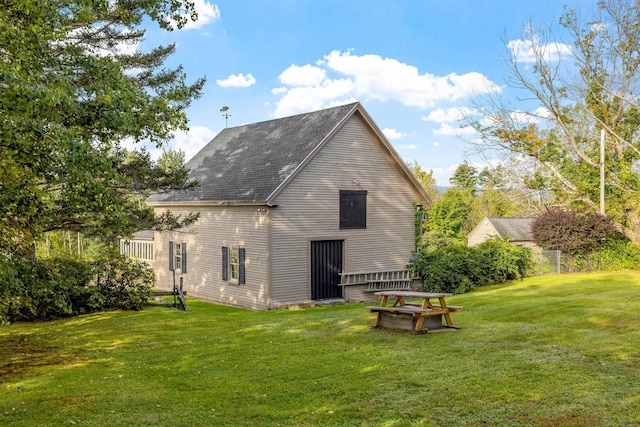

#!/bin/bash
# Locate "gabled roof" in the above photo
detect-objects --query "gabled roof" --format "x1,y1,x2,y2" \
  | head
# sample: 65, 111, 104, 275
148, 102, 430, 205
484, 216, 536, 241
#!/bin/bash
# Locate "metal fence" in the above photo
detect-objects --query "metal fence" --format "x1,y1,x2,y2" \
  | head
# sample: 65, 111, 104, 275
535, 250, 562, 275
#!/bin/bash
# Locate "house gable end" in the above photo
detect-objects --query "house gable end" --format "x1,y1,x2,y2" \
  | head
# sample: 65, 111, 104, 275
267, 106, 431, 205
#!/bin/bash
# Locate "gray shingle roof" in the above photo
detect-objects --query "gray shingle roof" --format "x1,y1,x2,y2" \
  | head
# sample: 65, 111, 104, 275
148, 102, 359, 203
132, 230, 154, 240
486, 216, 536, 241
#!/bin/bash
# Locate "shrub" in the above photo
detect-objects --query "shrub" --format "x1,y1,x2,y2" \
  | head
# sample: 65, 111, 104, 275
532, 209, 620, 272
93, 257, 153, 311
0, 256, 152, 324
408, 239, 533, 294
0, 254, 25, 324
598, 240, 640, 270
572, 239, 640, 272
409, 244, 479, 294
474, 239, 532, 283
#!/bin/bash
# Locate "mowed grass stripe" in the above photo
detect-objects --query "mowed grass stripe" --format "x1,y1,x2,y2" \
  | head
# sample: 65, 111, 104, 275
1, 271, 639, 426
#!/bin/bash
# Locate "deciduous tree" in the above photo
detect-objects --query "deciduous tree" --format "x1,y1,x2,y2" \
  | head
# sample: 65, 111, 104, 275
467, 0, 640, 241
532, 208, 620, 271
406, 160, 439, 199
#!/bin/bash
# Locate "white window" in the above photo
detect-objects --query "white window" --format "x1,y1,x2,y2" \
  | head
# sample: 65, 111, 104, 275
222, 246, 245, 284
174, 242, 182, 271
229, 247, 239, 282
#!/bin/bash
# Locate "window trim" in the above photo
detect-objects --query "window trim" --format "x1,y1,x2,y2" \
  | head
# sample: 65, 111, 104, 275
229, 246, 239, 283
222, 246, 245, 284
169, 241, 187, 273
174, 241, 182, 272
339, 189, 367, 230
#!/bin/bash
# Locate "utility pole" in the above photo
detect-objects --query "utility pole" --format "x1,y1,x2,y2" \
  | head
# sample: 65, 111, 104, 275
600, 128, 605, 215
220, 106, 231, 128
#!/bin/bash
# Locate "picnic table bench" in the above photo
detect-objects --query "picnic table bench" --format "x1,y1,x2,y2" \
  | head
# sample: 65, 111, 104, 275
367, 291, 462, 333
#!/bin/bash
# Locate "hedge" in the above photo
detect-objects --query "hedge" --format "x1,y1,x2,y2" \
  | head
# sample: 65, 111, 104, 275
409, 238, 533, 294
1, 256, 152, 324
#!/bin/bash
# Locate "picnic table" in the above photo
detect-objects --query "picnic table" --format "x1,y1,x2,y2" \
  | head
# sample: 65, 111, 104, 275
367, 291, 462, 333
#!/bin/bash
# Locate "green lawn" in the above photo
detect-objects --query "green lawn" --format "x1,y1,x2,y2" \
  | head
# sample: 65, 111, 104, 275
2, 272, 640, 426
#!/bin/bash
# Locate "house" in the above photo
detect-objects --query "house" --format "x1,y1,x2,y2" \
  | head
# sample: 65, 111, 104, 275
120, 230, 154, 267
467, 216, 540, 251
147, 102, 431, 310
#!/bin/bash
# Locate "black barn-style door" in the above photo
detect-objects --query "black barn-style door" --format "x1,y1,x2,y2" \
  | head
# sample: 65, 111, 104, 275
310, 240, 343, 300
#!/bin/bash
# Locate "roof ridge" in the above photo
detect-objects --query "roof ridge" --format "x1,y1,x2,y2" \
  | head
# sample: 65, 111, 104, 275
221, 101, 360, 131
148, 101, 362, 204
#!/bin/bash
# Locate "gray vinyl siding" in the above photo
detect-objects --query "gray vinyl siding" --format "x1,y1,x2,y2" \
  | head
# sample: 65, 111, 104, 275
154, 206, 270, 310
269, 114, 421, 304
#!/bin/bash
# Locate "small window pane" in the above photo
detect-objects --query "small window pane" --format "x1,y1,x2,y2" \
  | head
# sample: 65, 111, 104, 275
230, 248, 239, 280
175, 243, 182, 270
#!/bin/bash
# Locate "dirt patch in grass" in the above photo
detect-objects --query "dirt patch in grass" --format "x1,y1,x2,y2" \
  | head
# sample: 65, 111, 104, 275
0, 335, 77, 381
531, 413, 598, 427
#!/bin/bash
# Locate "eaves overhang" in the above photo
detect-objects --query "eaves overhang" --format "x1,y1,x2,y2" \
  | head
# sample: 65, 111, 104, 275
147, 200, 277, 208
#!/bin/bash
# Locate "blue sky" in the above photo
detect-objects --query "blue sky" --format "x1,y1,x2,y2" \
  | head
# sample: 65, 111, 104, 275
139, 0, 598, 185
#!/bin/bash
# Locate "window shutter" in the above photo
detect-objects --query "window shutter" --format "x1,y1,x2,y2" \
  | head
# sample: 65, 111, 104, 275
168, 241, 174, 271
222, 246, 228, 281
181, 242, 187, 274
239, 248, 246, 285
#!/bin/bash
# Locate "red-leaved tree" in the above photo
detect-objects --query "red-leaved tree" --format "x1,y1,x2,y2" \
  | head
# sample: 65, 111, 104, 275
532, 209, 620, 272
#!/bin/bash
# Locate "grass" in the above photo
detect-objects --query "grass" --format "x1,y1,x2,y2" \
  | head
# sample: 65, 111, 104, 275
1, 271, 640, 426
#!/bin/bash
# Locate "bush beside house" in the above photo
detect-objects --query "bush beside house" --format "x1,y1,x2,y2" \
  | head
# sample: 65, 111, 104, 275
409, 238, 532, 294
0, 256, 152, 324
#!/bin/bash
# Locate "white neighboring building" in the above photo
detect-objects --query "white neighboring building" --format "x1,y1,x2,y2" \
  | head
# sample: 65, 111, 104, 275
467, 216, 540, 252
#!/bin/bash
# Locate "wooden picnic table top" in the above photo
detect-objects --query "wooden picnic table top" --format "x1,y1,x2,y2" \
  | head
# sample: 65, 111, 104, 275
370, 290, 460, 332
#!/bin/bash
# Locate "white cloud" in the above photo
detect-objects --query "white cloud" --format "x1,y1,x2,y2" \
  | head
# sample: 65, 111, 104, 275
118, 127, 216, 167
216, 73, 256, 88
63, 27, 140, 57
428, 164, 462, 186
279, 64, 326, 87
480, 113, 501, 127
433, 123, 477, 137
533, 106, 553, 119
433, 141, 441, 147
326, 97, 359, 108
271, 50, 501, 117
273, 79, 354, 117
509, 110, 539, 124
170, 126, 217, 161
382, 128, 404, 140
507, 34, 572, 63
179, 1, 220, 30
397, 144, 417, 150
422, 106, 476, 124
324, 50, 501, 107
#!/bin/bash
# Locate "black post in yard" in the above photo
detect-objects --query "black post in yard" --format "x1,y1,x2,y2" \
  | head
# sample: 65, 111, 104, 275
172, 269, 177, 308
178, 276, 188, 311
